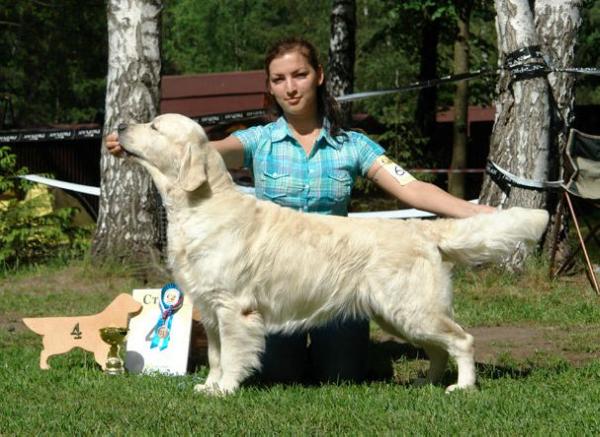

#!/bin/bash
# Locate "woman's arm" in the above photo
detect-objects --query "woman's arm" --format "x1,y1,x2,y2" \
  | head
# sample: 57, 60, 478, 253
367, 159, 496, 218
210, 135, 244, 169
106, 131, 245, 170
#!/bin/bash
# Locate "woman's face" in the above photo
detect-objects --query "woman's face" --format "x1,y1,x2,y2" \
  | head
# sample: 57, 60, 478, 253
267, 50, 324, 119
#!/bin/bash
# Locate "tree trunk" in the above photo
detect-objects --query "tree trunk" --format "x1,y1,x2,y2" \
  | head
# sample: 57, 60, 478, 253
327, 0, 356, 125
92, 0, 163, 267
480, 0, 551, 211
479, 0, 553, 268
414, 11, 440, 160
448, 0, 473, 199
534, 0, 582, 259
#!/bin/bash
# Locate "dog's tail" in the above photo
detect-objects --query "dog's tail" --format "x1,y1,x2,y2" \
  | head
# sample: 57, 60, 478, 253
436, 207, 549, 265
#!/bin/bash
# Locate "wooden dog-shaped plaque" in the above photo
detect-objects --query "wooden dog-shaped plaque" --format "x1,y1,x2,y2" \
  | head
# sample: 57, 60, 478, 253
23, 293, 142, 369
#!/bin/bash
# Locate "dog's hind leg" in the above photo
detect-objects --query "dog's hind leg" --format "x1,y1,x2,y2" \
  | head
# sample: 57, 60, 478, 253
198, 304, 266, 395
374, 313, 474, 392
419, 316, 475, 393
422, 344, 449, 384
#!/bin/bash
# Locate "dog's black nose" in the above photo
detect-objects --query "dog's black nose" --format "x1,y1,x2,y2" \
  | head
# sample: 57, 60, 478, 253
117, 123, 128, 132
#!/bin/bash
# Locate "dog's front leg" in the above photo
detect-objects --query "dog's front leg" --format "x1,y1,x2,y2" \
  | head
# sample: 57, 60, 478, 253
194, 323, 222, 394
199, 304, 265, 395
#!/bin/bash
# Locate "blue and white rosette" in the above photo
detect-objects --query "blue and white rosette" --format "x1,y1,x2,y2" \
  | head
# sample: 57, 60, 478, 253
150, 283, 184, 351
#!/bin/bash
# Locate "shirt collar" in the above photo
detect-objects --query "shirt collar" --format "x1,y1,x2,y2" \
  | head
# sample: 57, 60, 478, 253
272, 116, 343, 150
318, 118, 343, 150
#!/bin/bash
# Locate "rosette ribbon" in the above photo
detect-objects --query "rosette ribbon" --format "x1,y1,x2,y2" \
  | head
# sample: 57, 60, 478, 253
150, 283, 184, 351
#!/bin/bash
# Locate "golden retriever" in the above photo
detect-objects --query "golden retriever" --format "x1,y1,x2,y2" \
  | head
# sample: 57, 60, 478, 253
117, 113, 549, 395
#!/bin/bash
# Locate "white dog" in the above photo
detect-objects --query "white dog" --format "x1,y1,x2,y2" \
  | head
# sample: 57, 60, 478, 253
118, 113, 549, 395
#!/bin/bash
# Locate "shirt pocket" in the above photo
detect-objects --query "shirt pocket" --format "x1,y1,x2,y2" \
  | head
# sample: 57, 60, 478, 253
326, 170, 353, 201
261, 168, 291, 201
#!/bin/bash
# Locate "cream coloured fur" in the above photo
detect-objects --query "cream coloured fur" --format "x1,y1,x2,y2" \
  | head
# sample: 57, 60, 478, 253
118, 113, 549, 395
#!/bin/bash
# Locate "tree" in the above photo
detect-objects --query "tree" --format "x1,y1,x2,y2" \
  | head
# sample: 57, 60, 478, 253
448, 0, 474, 199
479, 0, 582, 266
327, 0, 356, 124
92, 0, 163, 267
535, 0, 582, 259
414, 8, 440, 147
480, 0, 553, 210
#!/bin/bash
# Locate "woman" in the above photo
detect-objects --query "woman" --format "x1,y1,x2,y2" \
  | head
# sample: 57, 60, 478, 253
107, 37, 494, 384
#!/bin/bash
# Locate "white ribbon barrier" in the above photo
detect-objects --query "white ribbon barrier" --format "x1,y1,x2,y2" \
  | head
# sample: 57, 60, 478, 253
19, 174, 100, 196
20, 174, 479, 220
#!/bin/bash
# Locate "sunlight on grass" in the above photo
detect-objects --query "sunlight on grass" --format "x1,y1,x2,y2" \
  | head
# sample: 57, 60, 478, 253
1, 256, 599, 434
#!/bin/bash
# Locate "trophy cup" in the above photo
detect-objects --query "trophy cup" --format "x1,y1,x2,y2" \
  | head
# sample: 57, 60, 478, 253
100, 327, 128, 375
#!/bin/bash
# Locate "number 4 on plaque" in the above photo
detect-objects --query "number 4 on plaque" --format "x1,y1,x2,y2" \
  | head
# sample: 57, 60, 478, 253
71, 323, 82, 339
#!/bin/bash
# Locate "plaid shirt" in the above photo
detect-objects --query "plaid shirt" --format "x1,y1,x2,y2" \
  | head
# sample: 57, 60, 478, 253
233, 116, 384, 216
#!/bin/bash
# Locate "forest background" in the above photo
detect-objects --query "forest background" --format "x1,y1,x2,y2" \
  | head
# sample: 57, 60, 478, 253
2, 0, 599, 172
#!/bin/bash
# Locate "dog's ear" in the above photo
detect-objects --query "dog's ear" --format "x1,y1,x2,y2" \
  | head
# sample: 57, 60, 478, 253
178, 143, 206, 192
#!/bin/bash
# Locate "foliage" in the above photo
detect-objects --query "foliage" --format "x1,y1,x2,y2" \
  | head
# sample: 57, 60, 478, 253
162, 0, 331, 74
0, 146, 92, 269
1, 0, 597, 148
574, 0, 600, 105
0, 0, 107, 127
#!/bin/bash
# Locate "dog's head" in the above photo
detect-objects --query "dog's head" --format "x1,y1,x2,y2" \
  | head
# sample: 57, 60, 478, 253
118, 114, 209, 192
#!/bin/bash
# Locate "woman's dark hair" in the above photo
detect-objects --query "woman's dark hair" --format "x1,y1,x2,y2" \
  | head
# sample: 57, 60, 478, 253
264, 37, 346, 138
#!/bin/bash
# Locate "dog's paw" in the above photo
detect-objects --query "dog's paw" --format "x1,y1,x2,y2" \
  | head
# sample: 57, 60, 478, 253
194, 382, 222, 396
445, 383, 478, 394
194, 382, 237, 397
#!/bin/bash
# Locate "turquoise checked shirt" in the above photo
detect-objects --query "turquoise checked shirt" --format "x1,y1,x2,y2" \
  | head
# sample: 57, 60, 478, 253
233, 116, 384, 216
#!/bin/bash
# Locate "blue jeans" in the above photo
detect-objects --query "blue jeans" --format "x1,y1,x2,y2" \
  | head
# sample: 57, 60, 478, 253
259, 317, 369, 383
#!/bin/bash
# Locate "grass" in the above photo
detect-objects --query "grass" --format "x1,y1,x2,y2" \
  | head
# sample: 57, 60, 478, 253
1, 256, 599, 434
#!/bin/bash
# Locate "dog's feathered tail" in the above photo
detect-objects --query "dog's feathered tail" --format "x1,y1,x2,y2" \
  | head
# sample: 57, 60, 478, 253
436, 207, 549, 265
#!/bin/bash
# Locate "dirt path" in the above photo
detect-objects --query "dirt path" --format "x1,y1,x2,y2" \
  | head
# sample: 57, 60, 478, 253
470, 325, 600, 366
372, 325, 600, 368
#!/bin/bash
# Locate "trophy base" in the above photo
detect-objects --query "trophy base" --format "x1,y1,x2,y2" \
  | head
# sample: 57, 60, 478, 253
104, 357, 125, 375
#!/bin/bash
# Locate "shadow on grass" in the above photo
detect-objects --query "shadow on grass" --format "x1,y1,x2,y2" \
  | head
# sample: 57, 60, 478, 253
189, 337, 574, 391
369, 339, 545, 385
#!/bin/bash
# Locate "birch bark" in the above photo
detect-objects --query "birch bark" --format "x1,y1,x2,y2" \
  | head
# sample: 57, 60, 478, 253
480, 0, 551, 210
92, 0, 163, 265
534, 0, 582, 257
327, 0, 356, 125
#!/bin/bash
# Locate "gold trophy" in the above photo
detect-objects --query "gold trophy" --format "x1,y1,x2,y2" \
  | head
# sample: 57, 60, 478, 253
100, 327, 128, 375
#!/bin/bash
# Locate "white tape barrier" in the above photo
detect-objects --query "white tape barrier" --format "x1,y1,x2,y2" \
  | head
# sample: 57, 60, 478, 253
20, 174, 479, 220
20, 174, 101, 196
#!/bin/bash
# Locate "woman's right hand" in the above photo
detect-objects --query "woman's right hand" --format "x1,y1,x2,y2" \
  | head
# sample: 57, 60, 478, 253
105, 132, 124, 156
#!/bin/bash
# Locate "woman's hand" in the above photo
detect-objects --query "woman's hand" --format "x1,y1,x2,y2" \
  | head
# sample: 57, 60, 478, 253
105, 132, 124, 156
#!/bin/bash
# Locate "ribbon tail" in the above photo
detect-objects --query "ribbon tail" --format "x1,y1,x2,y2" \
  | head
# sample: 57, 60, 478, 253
159, 316, 174, 351
149, 319, 164, 349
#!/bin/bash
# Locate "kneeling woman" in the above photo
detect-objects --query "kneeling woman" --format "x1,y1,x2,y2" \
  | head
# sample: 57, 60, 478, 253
107, 37, 493, 383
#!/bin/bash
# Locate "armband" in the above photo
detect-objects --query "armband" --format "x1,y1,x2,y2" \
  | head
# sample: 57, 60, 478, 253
374, 155, 416, 186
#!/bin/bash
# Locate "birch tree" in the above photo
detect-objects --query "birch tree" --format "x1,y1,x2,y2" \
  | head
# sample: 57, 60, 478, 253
327, 0, 356, 125
480, 0, 582, 210
479, 0, 552, 209
479, 0, 582, 266
92, 0, 163, 265
534, 0, 582, 258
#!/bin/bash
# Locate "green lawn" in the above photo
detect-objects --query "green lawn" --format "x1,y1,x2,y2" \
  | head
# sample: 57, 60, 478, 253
1, 258, 599, 434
